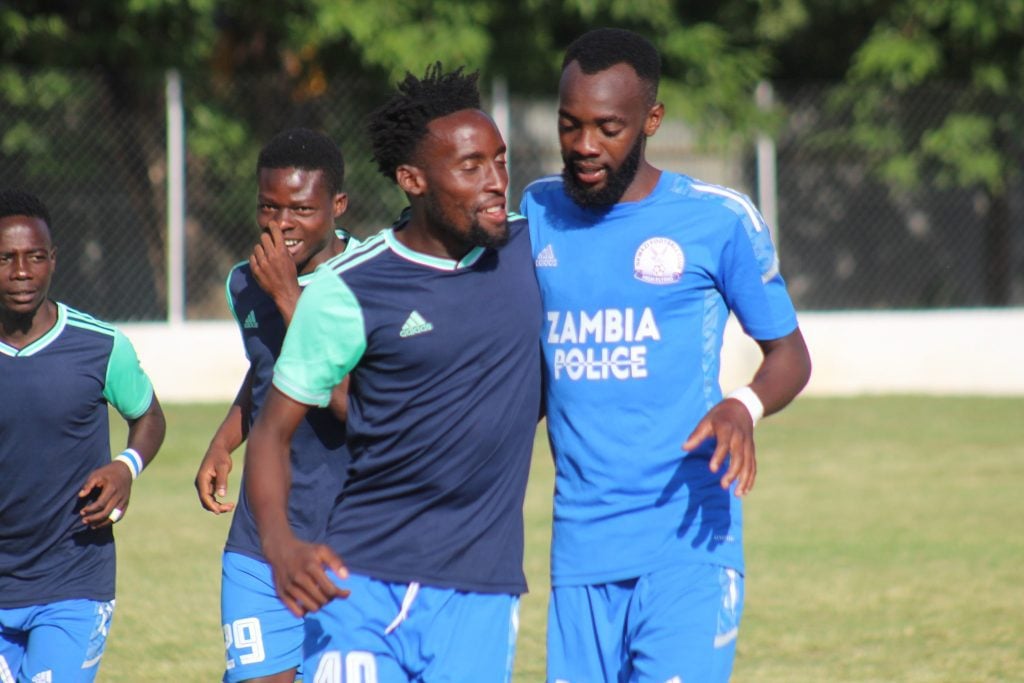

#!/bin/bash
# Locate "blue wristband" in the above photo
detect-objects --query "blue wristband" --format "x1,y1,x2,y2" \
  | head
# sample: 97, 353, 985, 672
114, 448, 144, 480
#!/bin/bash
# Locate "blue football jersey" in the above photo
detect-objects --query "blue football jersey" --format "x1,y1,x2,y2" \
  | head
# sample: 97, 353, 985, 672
0, 304, 154, 607
222, 235, 351, 559
521, 171, 798, 586
273, 218, 542, 594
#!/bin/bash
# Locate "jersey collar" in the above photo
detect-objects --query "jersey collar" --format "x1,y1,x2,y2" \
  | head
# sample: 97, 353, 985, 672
384, 228, 485, 271
0, 302, 68, 357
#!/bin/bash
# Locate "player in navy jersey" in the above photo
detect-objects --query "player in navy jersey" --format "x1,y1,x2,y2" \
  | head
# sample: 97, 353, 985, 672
244, 63, 542, 682
0, 189, 166, 682
520, 29, 812, 683
194, 128, 352, 683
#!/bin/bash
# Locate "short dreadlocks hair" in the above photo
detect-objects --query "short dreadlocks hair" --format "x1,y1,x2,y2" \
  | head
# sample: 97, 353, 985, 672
562, 28, 661, 104
368, 62, 482, 183
257, 128, 345, 195
0, 189, 51, 225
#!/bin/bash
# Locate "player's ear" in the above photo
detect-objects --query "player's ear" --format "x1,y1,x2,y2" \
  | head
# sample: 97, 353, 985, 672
396, 164, 427, 197
332, 193, 348, 219
643, 101, 664, 137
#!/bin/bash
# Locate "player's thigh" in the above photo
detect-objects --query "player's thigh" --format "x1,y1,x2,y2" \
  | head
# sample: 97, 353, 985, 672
547, 580, 637, 683
0, 607, 30, 682
629, 564, 744, 683
302, 573, 406, 683
419, 590, 519, 683
21, 599, 114, 683
221, 552, 304, 683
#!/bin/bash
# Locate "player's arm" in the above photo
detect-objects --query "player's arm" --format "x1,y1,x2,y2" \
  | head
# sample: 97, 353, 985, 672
80, 330, 167, 528
327, 375, 350, 423
80, 394, 167, 528
194, 368, 254, 514
684, 328, 811, 497
246, 386, 349, 617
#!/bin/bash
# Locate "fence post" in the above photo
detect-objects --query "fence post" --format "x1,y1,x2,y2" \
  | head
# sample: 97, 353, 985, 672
166, 69, 186, 324
755, 81, 779, 247
491, 75, 510, 196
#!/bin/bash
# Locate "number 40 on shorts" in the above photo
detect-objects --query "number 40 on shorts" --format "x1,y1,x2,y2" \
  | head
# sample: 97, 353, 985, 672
312, 650, 378, 683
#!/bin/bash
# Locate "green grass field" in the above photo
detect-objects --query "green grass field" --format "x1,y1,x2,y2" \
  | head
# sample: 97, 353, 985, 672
99, 396, 1024, 682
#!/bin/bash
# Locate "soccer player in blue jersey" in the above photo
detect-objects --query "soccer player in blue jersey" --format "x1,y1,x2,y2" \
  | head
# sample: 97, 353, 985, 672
520, 29, 813, 683
194, 128, 352, 683
0, 189, 166, 682
244, 63, 542, 682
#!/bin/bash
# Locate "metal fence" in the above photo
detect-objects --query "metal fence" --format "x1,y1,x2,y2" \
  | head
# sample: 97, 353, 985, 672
1, 68, 1021, 320
762, 82, 1024, 310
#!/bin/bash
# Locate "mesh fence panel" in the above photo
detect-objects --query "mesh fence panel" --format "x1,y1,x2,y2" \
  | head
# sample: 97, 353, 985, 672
765, 83, 1024, 310
2, 71, 1022, 320
0, 68, 168, 320
180, 72, 407, 318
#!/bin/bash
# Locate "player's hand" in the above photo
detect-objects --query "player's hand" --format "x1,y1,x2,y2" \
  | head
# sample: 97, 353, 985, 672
250, 222, 300, 313
682, 398, 758, 497
195, 443, 235, 514
78, 462, 133, 529
265, 537, 350, 618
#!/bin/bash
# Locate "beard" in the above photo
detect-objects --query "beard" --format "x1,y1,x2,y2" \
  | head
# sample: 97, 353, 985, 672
424, 193, 510, 251
561, 134, 644, 210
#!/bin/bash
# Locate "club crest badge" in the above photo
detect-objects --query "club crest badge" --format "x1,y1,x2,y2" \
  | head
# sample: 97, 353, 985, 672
633, 237, 684, 285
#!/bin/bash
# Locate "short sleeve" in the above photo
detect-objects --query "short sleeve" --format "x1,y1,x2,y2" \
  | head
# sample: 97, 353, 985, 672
103, 329, 156, 419
272, 267, 367, 407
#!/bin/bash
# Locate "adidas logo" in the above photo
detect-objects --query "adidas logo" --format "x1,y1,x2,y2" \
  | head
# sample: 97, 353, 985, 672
535, 244, 558, 267
243, 310, 258, 329
399, 310, 434, 338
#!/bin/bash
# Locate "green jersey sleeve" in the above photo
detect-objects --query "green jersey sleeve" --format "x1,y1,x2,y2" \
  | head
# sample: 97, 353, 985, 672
103, 329, 156, 419
272, 267, 367, 407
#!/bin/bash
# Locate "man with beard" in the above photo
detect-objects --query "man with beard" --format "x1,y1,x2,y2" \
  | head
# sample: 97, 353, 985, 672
0, 189, 165, 682
520, 28, 812, 682
244, 64, 542, 682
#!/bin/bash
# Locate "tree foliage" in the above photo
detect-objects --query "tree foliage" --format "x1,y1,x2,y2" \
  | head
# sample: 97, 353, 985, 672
3, 1, 1022, 310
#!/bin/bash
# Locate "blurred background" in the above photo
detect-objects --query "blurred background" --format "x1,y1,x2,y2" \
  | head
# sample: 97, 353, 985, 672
2, 0, 1022, 322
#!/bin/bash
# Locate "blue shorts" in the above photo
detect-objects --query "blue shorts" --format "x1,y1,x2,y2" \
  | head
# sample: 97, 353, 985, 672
0, 598, 115, 683
304, 572, 519, 682
221, 552, 304, 683
547, 564, 744, 683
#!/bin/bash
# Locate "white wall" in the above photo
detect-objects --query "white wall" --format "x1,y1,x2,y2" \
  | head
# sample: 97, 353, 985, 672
123, 309, 1024, 404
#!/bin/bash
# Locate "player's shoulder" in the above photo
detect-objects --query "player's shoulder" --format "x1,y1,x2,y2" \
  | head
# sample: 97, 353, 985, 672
318, 229, 390, 279
521, 174, 564, 203
62, 303, 118, 339
666, 172, 766, 230
226, 259, 252, 293
507, 211, 528, 236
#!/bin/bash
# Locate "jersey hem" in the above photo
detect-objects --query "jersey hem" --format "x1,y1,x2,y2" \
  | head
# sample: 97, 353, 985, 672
551, 551, 745, 587
0, 588, 116, 610
343, 562, 527, 596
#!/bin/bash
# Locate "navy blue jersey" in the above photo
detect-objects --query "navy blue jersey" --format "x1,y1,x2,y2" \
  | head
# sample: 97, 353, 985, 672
273, 218, 542, 594
223, 260, 349, 560
0, 304, 154, 608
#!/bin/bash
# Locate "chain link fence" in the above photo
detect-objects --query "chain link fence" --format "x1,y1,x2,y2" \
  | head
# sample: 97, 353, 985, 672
763, 82, 1024, 310
2, 69, 1021, 320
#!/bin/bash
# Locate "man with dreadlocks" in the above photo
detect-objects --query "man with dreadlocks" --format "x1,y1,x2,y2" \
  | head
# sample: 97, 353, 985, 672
244, 64, 542, 682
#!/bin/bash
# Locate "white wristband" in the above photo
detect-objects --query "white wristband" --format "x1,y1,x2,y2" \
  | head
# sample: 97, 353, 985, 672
726, 386, 765, 426
114, 448, 144, 480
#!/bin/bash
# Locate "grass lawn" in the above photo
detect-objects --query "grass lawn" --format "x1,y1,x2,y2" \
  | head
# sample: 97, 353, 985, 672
99, 396, 1024, 681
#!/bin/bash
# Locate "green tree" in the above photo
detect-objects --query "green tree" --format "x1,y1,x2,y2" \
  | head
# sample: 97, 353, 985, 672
751, 0, 1024, 304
